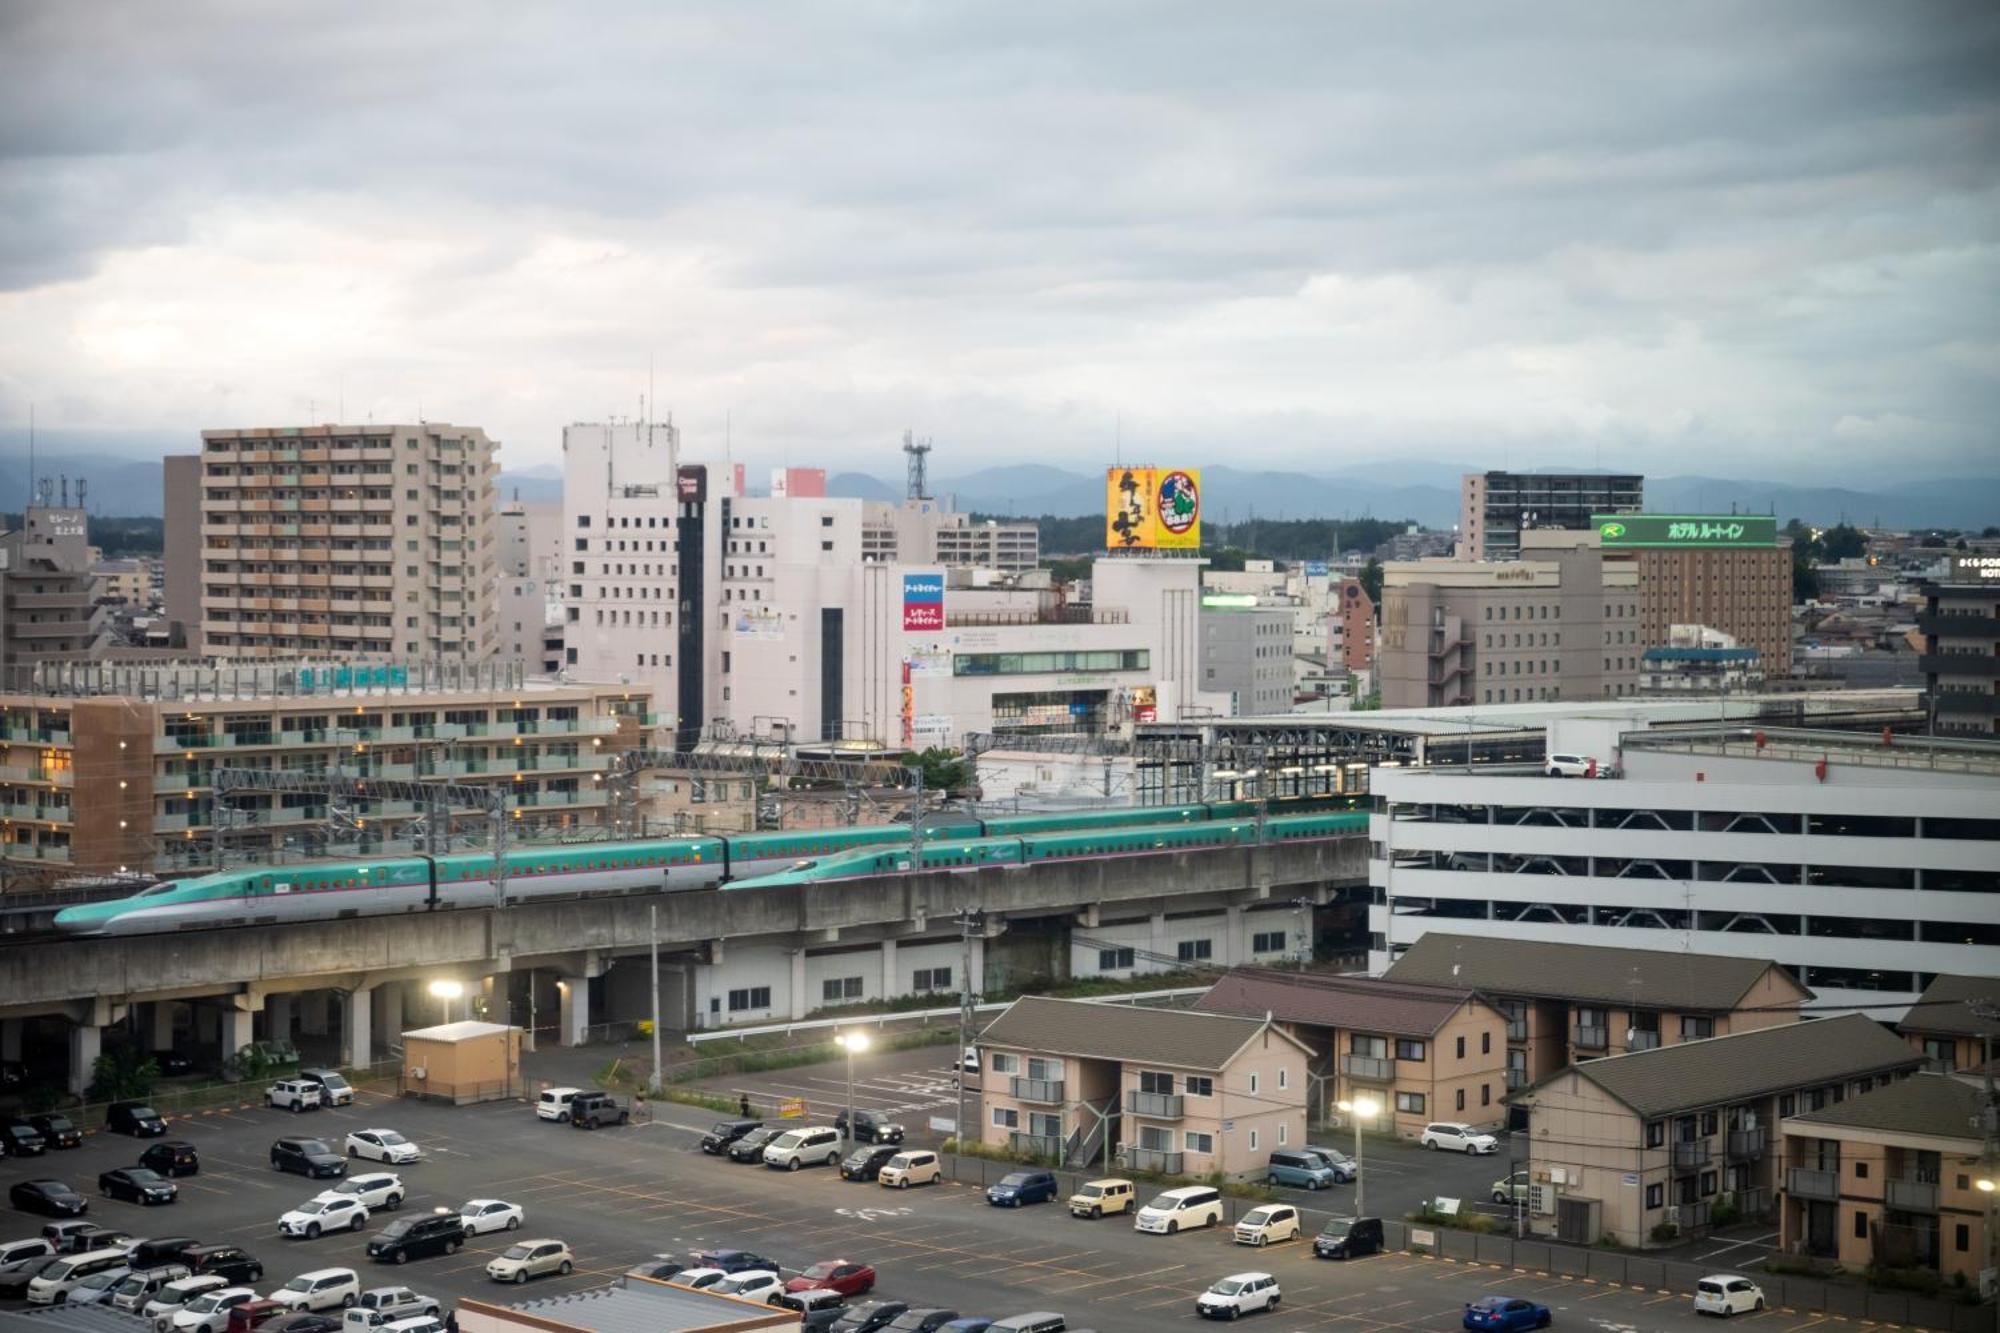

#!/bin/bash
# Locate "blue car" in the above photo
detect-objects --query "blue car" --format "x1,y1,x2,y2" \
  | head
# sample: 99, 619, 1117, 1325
984, 1170, 1059, 1207
1463, 1295, 1551, 1330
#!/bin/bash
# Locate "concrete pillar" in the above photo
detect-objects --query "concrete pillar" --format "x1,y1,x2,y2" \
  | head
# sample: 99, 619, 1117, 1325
557, 977, 589, 1047
1, 1018, 22, 1063
150, 1002, 177, 1053
879, 938, 897, 1001
1223, 905, 1244, 967
221, 1007, 254, 1062
966, 936, 986, 998
298, 991, 329, 1037
340, 989, 373, 1069
68, 1024, 101, 1097
194, 1005, 220, 1046
266, 993, 294, 1042
788, 950, 808, 1021
481, 976, 500, 1024
379, 983, 404, 1048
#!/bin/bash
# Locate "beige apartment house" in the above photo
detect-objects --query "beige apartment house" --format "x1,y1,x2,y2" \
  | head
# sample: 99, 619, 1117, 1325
1193, 967, 1508, 1139
1778, 1073, 1992, 1282
1511, 1015, 1921, 1248
1896, 973, 1999, 1072
190, 423, 498, 661
1385, 934, 1811, 1093
977, 995, 1310, 1181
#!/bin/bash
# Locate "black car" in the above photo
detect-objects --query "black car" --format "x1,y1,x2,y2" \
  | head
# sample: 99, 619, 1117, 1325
881, 1311, 958, 1333
0, 1060, 24, 1088
269, 1138, 345, 1179
181, 1244, 263, 1284
690, 1248, 778, 1275
833, 1109, 905, 1145
127, 1237, 197, 1269
156, 1051, 196, 1076
699, 1119, 763, 1155
10, 1179, 87, 1217
840, 1145, 901, 1182
98, 1167, 178, 1205
140, 1141, 201, 1177
106, 1102, 169, 1137
831, 1302, 911, 1333
264, 1315, 343, 1333
1312, 1214, 1384, 1260
27, 1115, 81, 1150
628, 1259, 685, 1282
0, 1254, 63, 1298
726, 1125, 784, 1163
365, 1214, 465, 1264
0, 1119, 47, 1157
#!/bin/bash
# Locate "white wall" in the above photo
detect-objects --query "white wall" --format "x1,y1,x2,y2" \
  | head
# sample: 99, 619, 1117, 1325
691, 936, 969, 1028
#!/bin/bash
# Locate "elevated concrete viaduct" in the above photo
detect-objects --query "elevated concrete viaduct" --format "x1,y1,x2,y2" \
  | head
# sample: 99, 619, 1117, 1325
2, 835, 1367, 1093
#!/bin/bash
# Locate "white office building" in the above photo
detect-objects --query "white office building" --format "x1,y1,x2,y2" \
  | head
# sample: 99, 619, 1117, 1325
1368, 726, 2000, 1016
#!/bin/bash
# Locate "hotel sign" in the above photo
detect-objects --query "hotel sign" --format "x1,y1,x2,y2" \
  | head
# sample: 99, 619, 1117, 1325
1593, 514, 1775, 548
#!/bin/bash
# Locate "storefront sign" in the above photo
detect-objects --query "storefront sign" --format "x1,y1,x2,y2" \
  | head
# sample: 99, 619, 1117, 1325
1593, 514, 1776, 548
1106, 467, 1201, 550
902, 572, 945, 630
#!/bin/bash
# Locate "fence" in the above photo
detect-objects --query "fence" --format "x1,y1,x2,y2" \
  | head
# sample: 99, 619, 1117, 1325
932, 1152, 1992, 1333
63, 1060, 404, 1126
685, 987, 1209, 1045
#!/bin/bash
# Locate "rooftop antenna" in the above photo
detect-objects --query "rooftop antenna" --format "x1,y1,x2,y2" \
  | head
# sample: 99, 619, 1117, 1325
903, 429, 932, 501
75, 478, 86, 512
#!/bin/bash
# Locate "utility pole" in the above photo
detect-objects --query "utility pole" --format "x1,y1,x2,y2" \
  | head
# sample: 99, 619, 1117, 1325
648, 904, 663, 1095
956, 903, 979, 1152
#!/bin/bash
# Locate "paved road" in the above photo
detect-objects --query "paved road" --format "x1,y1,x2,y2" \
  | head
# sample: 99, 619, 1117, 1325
0, 1086, 1829, 1333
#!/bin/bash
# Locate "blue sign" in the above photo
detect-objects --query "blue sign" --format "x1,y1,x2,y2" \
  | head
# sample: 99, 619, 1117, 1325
902, 572, 945, 630
1304, 561, 1329, 578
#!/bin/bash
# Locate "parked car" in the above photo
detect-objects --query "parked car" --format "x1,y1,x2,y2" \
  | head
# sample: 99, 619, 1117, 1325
180, 1245, 265, 1285
108, 1263, 193, 1313
227, 1298, 294, 1332
1196, 1272, 1280, 1319
831, 1301, 911, 1333
690, 1249, 780, 1275
1464, 1295, 1552, 1330
1, 1118, 48, 1156
26, 1247, 129, 1304
1067, 1178, 1134, 1219
28, 1114, 83, 1150
344, 1131, 418, 1165
878, 1151, 942, 1190
1133, 1186, 1223, 1235
841, 1145, 901, 1181
712, 1269, 784, 1303
625, 1256, 683, 1283
296, 1071, 354, 1108
1693, 1275, 1765, 1318
833, 1109, 905, 1145
128, 1239, 199, 1270
142, 1142, 203, 1177
364, 1215, 463, 1265
266, 1082, 323, 1113
485, 1240, 571, 1285
13, 1179, 89, 1217
985, 1170, 1058, 1207
108, 1103, 170, 1137
1264, 1150, 1335, 1191
270, 1140, 346, 1180
774, 1288, 851, 1330
987, 1316, 1066, 1333
1420, 1122, 1499, 1155
41, 1220, 100, 1252
280, 1196, 370, 1238
1302, 1147, 1356, 1183
565, 1093, 627, 1129
786, 1260, 876, 1298
1545, 753, 1598, 778
67, 1266, 135, 1306
171, 1287, 260, 1332
344, 1286, 439, 1325
1233, 1204, 1301, 1247
533, 1088, 581, 1123
144, 1274, 230, 1325
881, 1312, 959, 1333
0, 1255, 65, 1301
1312, 1215, 1384, 1260
1490, 1172, 1530, 1206
318, 1174, 404, 1212
671, 1268, 726, 1290
271, 1269, 360, 1312
699, 1120, 762, 1155
940, 1321, 994, 1333
764, 1126, 843, 1170
156, 1052, 197, 1077
266, 1315, 343, 1333
0, 1237, 54, 1265
100, 1168, 179, 1205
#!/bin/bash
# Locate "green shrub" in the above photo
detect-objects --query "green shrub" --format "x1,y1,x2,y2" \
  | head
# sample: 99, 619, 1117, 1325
1649, 1222, 1681, 1243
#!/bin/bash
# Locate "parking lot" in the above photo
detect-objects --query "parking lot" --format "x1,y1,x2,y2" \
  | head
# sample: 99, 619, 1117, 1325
0, 1082, 1863, 1333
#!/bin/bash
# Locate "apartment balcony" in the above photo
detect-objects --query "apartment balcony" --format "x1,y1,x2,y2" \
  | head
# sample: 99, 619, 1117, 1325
1886, 1178, 1939, 1212
1671, 1141, 1712, 1172
1917, 611, 2000, 637
1933, 692, 1999, 716
1125, 1090, 1184, 1120
1727, 1128, 1767, 1160
1009, 1077, 1064, 1103
1504, 1068, 1527, 1090
1572, 1025, 1609, 1050
1734, 1186, 1771, 1219
1504, 1019, 1527, 1042
1123, 1147, 1184, 1175
1007, 1132, 1061, 1160
1627, 1031, 1662, 1051
1671, 1200, 1712, 1229
1340, 1054, 1397, 1082
1921, 654, 2000, 678
1786, 1167, 1839, 1201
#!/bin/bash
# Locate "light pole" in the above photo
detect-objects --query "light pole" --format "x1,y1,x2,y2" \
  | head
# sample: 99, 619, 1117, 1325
837, 1031, 870, 1152
1337, 1096, 1381, 1217
427, 979, 465, 1024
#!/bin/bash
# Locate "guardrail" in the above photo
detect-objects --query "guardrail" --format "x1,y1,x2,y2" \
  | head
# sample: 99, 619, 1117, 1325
685, 987, 1210, 1045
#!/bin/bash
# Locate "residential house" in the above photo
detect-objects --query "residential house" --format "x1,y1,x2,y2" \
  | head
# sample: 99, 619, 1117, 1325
976, 995, 1311, 1181
1510, 1014, 1922, 1248
1778, 1073, 1994, 1284
1896, 974, 1999, 1073
1192, 967, 1508, 1139
1384, 933, 1811, 1093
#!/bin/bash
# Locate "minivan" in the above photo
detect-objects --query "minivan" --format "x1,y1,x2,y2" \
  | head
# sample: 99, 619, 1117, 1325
108, 1263, 193, 1313
364, 1215, 465, 1265
141, 1142, 202, 1177
534, 1088, 581, 1123
984, 1170, 1057, 1208
107, 1102, 169, 1137
27, 1247, 129, 1304
0, 1238, 53, 1266
1312, 1215, 1384, 1260
0, 1119, 47, 1156
763, 1126, 843, 1171
128, 1238, 199, 1271
1133, 1186, 1223, 1234
988, 1315, 1067, 1333
1265, 1150, 1336, 1190
297, 1070, 354, 1108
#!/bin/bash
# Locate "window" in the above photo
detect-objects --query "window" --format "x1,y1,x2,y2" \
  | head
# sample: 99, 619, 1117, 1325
1395, 1039, 1427, 1061
1779, 1094, 1796, 1118
1957, 1223, 1971, 1253
1853, 1211, 1869, 1241
1277, 1068, 1288, 1089
1700, 1110, 1719, 1136
1277, 1123, 1287, 1145
1026, 1057, 1056, 1081
1249, 1072, 1259, 1094
1481, 1084, 1491, 1106
1854, 1161, 1868, 1180
1646, 1121, 1666, 1148
1177, 939, 1212, 963
1680, 1016, 1715, 1040
727, 986, 771, 1012
991, 1107, 1019, 1129
1481, 1031, 1491, 1055
989, 1053, 1019, 1075
1700, 1171, 1717, 1196
1456, 1036, 1466, 1059
1184, 1131, 1214, 1154
1395, 1092, 1426, 1114
912, 967, 952, 992
1185, 1076, 1213, 1098
821, 977, 864, 1003
1098, 946, 1135, 970
1248, 1129, 1259, 1151
1646, 1183, 1664, 1209
1252, 930, 1286, 953
1455, 1088, 1466, 1111
1139, 1071, 1174, 1095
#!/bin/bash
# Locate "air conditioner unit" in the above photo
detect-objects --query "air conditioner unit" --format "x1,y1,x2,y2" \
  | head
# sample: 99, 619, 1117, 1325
1664, 1205, 1682, 1227
411, 1067, 427, 1081
1529, 1184, 1557, 1216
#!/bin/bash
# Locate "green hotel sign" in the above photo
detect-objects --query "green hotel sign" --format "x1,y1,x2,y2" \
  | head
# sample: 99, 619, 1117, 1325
1592, 514, 1776, 548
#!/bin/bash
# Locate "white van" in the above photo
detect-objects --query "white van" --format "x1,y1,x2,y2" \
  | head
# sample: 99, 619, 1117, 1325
1133, 1186, 1224, 1235
0, 1238, 53, 1265
761, 1126, 842, 1171
27, 1247, 130, 1305
534, 1088, 581, 1123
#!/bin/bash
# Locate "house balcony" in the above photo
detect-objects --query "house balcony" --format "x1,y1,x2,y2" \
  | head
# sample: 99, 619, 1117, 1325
1009, 1077, 1064, 1104
1008, 1132, 1061, 1160
1727, 1128, 1767, 1160
1627, 1031, 1661, 1051
1572, 1025, 1608, 1050
1504, 1068, 1526, 1090
1340, 1054, 1396, 1082
1123, 1147, 1184, 1175
1886, 1178, 1939, 1212
1672, 1141, 1712, 1172
1786, 1167, 1839, 1201
1125, 1090, 1184, 1119
1504, 1019, 1527, 1042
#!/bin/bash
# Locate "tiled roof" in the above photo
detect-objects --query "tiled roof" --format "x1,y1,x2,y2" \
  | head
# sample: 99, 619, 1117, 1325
1193, 967, 1479, 1037
1385, 932, 1803, 1011
1786, 1071, 1986, 1139
1528, 1013, 1919, 1118
978, 995, 1295, 1071
478, 1277, 782, 1331
1897, 974, 2000, 1039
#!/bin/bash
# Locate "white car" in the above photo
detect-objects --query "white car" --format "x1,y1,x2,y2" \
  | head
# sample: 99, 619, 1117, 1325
279, 1196, 371, 1238
1694, 1274, 1766, 1317
1232, 1204, 1301, 1247
267, 1080, 323, 1112
170, 1287, 260, 1333
144, 1275, 228, 1327
345, 1130, 419, 1164
1420, 1122, 1500, 1154
761, 1125, 842, 1171
273, 1268, 361, 1312
1546, 752, 1601, 778
671, 1267, 727, 1290
1197, 1271, 1281, 1319
458, 1200, 524, 1235
318, 1173, 405, 1212
534, 1088, 582, 1122
710, 1269, 783, 1303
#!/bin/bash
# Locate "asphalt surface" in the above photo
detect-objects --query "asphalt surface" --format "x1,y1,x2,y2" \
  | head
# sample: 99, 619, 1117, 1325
0, 1082, 1830, 1333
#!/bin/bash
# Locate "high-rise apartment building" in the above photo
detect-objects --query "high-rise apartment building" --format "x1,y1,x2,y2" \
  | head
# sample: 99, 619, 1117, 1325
495, 498, 563, 675
1920, 555, 2000, 736
193, 424, 498, 660
1460, 471, 1643, 560
162, 455, 203, 651
1595, 514, 1793, 674
0, 501, 109, 667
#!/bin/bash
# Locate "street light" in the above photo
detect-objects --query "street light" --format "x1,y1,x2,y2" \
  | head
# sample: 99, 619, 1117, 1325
428, 979, 465, 1023
836, 1032, 871, 1151
1336, 1096, 1381, 1217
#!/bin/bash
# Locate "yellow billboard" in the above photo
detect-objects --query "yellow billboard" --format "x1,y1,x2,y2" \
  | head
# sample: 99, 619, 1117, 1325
1106, 467, 1201, 550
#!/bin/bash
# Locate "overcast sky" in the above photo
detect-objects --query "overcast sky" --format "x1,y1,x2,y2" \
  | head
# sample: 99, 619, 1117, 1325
0, 2, 1993, 482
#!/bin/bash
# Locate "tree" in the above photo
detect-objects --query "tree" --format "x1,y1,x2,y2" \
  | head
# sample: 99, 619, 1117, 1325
86, 1048, 159, 1103
907, 748, 970, 796
1819, 524, 1867, 562
1359, 558, 1384, 608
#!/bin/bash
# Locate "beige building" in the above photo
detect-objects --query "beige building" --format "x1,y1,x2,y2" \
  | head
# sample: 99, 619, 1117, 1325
0, 504, 109, 667
1778, 1073, 1992, 1282
1896, 974, 1999, 1073
1378, 529, 1641, 709
163, 453, 203, 650
191, 422, 498, 660
1385, 934, 1811, 1094
1511, 1014, 1921, 1248
400, 1019, 522, 1105
977, 995, 1310, 1181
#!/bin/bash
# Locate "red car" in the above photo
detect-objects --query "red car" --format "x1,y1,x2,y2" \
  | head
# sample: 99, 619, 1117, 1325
784, 1260, 875, 1297
225, 1299, 291, 1333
